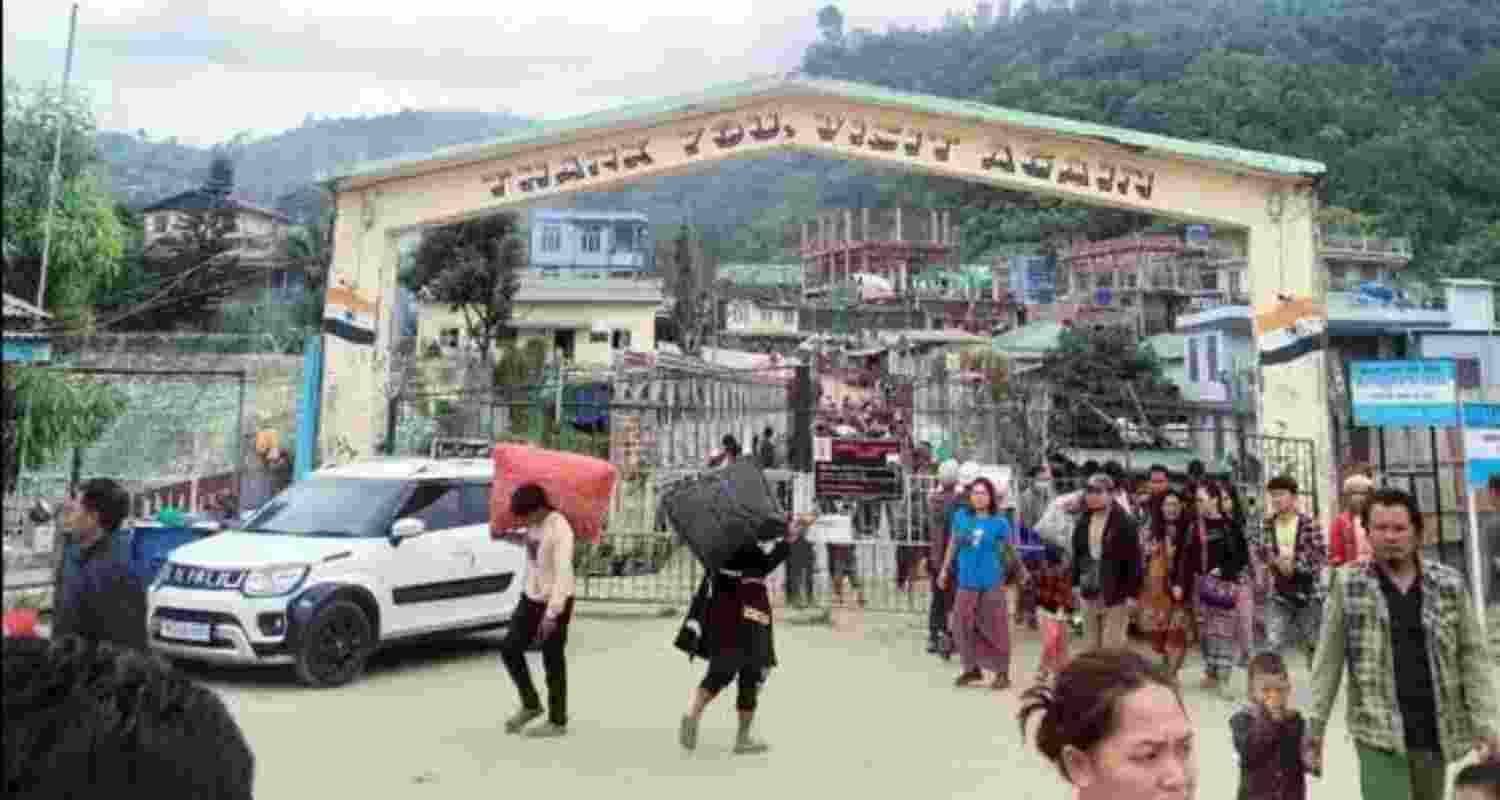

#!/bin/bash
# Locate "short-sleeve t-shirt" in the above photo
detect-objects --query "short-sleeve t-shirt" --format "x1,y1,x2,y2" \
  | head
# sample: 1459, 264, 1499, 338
951, 509, 1011, 592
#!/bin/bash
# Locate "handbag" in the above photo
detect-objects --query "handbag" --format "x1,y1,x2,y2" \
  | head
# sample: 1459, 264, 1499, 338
673, 576, 713, 660
1195, 519, 1238, 609
1197, 573, 1238, 610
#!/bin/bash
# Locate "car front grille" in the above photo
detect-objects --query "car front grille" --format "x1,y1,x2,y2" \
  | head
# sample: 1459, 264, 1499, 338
154, 607, 241, 626
163, 564, 247, 591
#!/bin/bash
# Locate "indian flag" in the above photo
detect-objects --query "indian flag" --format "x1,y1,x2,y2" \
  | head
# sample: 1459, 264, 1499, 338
322, 281, 377, 346
1254, 294, 1327, 367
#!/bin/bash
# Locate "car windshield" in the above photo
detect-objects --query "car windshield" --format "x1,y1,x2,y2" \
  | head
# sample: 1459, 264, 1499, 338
243, 477, 409, 537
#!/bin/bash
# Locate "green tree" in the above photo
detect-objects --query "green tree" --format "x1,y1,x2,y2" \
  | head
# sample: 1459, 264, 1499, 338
1039, 326, 1182, 448
401, 213, 524, 365
2, 79, 125, 328
100, 151, 248, 331
671, 224, 708, 356
2, 369, 126, 494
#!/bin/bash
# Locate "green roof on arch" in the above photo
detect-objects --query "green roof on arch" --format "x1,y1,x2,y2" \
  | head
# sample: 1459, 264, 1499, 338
329, 73, 1328, 188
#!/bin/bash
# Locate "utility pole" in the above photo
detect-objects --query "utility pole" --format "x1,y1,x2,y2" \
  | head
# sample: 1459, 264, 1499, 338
36, 3, 81, 312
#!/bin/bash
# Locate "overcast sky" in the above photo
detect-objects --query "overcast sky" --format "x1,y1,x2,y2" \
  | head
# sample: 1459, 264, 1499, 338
4, 2, 956, 147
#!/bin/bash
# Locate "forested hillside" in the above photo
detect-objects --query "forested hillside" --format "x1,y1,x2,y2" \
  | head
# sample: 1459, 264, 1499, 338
790, 0, 1500, 279
92, 0, 1500, 280
97, 109, 530, 223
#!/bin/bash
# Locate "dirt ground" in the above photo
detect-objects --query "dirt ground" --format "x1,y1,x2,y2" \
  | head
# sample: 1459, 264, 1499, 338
182, 608, 1470, 800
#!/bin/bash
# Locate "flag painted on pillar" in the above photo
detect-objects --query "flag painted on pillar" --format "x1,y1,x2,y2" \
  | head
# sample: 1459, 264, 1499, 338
1254, 295, 1327, 367
322, 280, 377, 346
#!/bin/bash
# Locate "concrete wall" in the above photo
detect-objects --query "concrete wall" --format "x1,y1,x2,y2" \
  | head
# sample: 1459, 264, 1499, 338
50, 335, 304, 483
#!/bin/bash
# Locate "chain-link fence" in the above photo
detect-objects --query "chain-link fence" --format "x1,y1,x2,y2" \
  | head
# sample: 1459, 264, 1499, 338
4, 367, 249, 593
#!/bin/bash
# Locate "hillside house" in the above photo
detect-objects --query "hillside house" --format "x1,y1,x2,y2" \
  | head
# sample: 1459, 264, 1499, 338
142, 190, 299, 298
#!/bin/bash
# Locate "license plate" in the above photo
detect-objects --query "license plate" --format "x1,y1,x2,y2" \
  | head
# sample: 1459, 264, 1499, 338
159, 620, 212, 643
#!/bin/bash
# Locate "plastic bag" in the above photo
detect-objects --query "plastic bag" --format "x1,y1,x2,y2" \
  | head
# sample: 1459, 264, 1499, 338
659, 460, 789, 573
490, 444, 617, 544
1034, 490, 1082, 549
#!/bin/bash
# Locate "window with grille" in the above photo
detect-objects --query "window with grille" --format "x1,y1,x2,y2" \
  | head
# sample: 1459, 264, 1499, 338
581, 227, 602, 253
1187, 336, 1200, 382
1205, 333, 1220, 382
541, 226, 562, 252
1456, 356, 1481, 388
153, 215, 168, 233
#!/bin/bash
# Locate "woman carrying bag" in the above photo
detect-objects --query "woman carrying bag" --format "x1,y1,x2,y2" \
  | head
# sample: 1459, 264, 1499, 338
1193, 482, 1250, 698
677, 513, 813, 755
939, 477, 1024, 690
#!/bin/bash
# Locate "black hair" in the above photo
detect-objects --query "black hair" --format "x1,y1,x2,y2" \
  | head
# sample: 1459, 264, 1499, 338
1017, 649, 1184, 782
510, 483, 551, 517
1455, 763, 1500, 796
1103, 460, 1125, 482
721, 435, 741, 457
1186, 459, 1206, 478
1489, 473, 1500, 494
1361, 486, 1424, 536
1247, 652, 1288, 682
1081, 460, 1100, 476
76, 478, 130, 532
1149, 488, 1193, 545
3, 635, 255, 799
1148, 464, 1170, 479
1266, 475, 1299, 494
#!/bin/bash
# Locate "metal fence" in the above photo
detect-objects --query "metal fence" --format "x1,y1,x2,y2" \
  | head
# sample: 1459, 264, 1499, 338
383, 362, 1331, 613
4, 367, 249, 539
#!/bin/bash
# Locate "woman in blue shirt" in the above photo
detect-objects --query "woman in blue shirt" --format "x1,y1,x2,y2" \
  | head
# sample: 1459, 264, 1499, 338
939, 477, 1022, 690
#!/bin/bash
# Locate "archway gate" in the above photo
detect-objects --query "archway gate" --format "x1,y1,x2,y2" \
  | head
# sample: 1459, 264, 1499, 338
317, 72, 1333, 524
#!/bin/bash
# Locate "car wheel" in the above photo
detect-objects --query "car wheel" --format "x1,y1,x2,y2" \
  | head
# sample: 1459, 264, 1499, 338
294, 600, 372, 688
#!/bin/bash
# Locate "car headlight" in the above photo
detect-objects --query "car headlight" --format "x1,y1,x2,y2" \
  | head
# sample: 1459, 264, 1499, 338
241, 564, 310, 597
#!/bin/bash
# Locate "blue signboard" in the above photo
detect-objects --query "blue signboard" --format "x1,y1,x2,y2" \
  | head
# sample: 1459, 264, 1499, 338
1, 336, 51, 364
1007, 255, 1057, 305
1349, 360, 1458, 427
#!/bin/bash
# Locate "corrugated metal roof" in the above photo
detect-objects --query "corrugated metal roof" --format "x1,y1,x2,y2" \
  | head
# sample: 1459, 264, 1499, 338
1142, 332, 1185, 361
330, 74, 1327, 188
719, 264, 802, 287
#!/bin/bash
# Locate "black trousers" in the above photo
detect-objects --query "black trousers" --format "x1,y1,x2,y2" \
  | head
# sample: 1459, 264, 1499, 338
701, 663, 765, 711
785, 539, 815, 605
928, 572, 951, 638
499, 594, 574, 725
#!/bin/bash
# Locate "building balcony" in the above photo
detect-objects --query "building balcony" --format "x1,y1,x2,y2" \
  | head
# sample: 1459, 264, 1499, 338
1319, 231, 1412, 262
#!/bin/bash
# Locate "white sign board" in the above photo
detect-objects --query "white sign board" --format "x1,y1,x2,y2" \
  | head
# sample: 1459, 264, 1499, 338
1465, 427, 1500, 490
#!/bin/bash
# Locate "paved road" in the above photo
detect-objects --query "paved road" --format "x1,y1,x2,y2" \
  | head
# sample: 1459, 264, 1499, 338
159, 608, 1484, 800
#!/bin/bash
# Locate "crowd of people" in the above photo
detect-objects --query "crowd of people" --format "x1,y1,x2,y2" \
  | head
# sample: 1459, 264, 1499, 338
918, 456, 1499, 799
7, 460, 1499, 799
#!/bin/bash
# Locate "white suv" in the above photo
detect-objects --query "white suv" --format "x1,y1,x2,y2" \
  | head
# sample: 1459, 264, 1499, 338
147, 457, 527, 687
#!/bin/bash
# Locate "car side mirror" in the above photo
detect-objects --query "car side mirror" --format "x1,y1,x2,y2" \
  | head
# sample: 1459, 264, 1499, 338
390, 517, 426, 544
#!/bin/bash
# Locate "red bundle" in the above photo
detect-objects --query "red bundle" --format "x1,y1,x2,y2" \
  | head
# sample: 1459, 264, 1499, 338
490, 444, 617, 544
3, 608, 40, 638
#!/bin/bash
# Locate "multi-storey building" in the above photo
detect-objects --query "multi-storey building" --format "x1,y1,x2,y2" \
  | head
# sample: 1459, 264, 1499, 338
527, 209, 654, 279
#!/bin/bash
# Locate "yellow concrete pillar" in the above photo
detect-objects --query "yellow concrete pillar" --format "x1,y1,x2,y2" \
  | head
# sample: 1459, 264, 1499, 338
318, 187, 400, 466
1245, 184, 1334, 526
